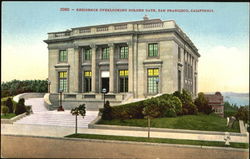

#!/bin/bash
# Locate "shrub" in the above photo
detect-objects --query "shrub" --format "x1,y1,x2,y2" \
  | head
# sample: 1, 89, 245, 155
194, 92, 213, 115
142, 98, 162, 118
111, 101, 145, 119
101, 101, 113, 120
5, 98, 14, 113
159, 94, 182, 115
15, 98, 26, 115
235, 106, 249, 124
164, 108, 177, 117
173, 89, 198, 115
1, 106, 9, 115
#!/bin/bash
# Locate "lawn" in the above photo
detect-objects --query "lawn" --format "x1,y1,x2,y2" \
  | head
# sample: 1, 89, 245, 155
65, 134, 248, 149
1, 113, 16, 119
98, 113, 240, 132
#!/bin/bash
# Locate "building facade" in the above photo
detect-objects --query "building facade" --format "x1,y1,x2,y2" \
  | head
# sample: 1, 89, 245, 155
205, 92, 224, 117
44, 17, 200, 109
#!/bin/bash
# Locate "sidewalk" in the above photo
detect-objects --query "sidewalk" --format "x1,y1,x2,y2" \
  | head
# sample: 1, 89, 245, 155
1, 123, 249, 143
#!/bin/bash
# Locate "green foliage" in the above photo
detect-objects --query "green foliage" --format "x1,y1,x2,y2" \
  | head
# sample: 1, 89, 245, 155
1, 106, 9, 115
15, 98, 26, 115
142, 98, 162, 118
110, 101, 145, 120
5, 98, 14, 113
159, 94, 182, 115
164, 108, 177, 117
194, 92, 213, 114
98, 113, 240, 133
224, 101, 238, 118
71, 104, 86, 117
235, 106, 249, 124
173, 89, 197, 115
1, 79, 48, 98
101, 101, 113, 120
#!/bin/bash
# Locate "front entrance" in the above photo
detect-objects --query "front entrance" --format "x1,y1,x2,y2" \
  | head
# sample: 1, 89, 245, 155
101, 78, 109, 93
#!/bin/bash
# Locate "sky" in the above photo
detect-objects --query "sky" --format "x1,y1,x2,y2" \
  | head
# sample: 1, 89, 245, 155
1, 2, 249, 93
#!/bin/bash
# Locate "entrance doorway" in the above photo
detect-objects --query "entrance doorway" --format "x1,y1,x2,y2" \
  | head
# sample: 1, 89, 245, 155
101, 78, 109, 93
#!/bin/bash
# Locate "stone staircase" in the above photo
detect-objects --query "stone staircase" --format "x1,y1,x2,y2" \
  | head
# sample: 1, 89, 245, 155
14, 98, 99, 128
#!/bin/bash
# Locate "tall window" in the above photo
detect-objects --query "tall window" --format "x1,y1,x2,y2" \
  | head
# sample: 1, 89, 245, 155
119, 70, 128, 92
102, 47, 109, 59
59, 50, 67, 62
58, 72, 67, 92
148, 43, 158, 57
120, 46, 128, 59
178, 70, 181, 92
83, 48, 92, 60
83, 71, 92, 92
147, 68, 159, 94
178, 47, 181, 61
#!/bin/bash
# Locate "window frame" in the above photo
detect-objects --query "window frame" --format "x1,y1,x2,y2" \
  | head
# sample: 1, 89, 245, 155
118, 69, 128, 93
58, 71, 68, 92
59, 50, 68, 63
102, 47, 109, 59
148, 43, 158, 57
83, 71, 92, 92
119, 46, 128, 59
83, 48, 92, 61
147, 68, 159, 94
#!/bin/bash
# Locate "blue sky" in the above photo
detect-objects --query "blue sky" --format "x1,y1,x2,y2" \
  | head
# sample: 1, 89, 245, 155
1, 2, 249, 93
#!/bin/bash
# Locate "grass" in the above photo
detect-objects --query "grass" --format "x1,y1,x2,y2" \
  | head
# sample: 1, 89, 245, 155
98, 113, 240, 132
65, 133, 249, 149
1, 113, 16, 119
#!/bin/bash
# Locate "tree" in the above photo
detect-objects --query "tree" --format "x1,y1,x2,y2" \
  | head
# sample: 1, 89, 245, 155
173, 89, 198, 115
1, 106, 9, 116
71, 104, 86, 134
15, 98, 26, 115
101, 101, 113, 120
142, 100, 160, 139
194, 92, 213, 114
6, 98, 14, 113
235, 106, 249, 124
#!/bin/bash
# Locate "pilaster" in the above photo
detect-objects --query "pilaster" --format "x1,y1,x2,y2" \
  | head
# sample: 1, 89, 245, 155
91, 44, 96, 93
109, 43, 115, 93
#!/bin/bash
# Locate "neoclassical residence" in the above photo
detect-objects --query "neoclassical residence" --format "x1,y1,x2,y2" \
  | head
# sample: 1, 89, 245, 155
44, 16, 200, 110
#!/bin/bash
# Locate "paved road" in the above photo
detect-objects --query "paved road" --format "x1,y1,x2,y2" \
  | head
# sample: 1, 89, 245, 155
1, 135, 248, 159
14, 98, 98, 128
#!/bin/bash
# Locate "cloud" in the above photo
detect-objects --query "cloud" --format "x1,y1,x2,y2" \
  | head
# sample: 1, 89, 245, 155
198, 45, 249, 93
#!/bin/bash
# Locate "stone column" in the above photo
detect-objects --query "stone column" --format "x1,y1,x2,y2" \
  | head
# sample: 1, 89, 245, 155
109, 43, 114, 93
91, 44, 96, 93
128, 41, 133, 93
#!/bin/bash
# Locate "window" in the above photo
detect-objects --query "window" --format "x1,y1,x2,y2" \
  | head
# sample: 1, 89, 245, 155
58, 72, 67, 92
178, 70, 181, 92
83, 48, 92, 60
147, 68, 159, 94
83, 71, 92, 92
148, 43, 158, 57
119, 70, 128, 92
102, 47, 109, 59
59, 50, 67, 62
178, 47, 181, 61
120, 46, 128, 59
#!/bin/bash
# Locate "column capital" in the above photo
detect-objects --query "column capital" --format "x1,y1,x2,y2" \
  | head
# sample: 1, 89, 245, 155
108, 43, 114, 47
73, 44, 79, 49
127, 41, 133, 46
90, 44, 96, 48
